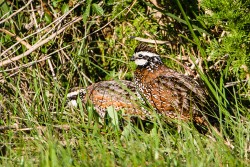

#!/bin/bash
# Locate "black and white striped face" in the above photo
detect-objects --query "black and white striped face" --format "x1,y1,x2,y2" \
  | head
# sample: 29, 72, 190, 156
66, 88, 86, 107
131, 43, 163, 67
131, 51, 162, 67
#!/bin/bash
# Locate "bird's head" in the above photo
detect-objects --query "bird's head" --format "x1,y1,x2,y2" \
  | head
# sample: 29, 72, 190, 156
131, 43, 162, 67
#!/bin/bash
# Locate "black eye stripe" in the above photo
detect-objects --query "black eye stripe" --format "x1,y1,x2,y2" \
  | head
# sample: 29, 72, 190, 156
138, 54, 150, 58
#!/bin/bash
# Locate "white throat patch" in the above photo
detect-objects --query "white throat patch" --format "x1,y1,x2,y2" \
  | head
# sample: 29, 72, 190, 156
135, 59, 148, 66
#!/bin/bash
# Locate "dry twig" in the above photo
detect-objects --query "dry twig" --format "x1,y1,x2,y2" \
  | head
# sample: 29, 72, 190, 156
0, 0, 33, 25
0, 17, 82, 67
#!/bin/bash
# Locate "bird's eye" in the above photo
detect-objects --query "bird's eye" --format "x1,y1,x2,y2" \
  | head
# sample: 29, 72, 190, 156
138, 54, 143, 58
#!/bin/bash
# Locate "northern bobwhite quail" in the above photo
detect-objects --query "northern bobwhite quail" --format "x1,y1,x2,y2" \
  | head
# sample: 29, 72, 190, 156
131, 43, 216, 127
67, 80, 148, 119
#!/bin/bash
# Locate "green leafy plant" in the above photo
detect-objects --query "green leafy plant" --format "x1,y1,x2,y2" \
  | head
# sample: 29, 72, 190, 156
0, 0, 249, 166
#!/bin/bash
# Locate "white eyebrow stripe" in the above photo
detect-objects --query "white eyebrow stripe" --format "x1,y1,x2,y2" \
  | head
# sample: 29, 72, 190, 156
136, 51, 160, 57
67, 89, 86, 98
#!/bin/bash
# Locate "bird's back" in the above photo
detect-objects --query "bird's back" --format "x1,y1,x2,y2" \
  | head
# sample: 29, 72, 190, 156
135, 61, 213, 126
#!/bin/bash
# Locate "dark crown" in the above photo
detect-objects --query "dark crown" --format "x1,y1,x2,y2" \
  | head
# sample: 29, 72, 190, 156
134, 43, 158, 54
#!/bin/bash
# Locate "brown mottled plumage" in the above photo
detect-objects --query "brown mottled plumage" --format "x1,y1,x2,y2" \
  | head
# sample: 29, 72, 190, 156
131, 43, 215, 127
67, 80, 148, 119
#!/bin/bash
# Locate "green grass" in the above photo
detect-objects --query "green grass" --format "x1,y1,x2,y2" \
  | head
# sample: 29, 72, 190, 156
0, 0, 250, 166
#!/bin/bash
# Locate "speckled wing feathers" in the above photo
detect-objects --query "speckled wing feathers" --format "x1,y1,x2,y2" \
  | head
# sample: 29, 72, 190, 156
67, 80, 148, 119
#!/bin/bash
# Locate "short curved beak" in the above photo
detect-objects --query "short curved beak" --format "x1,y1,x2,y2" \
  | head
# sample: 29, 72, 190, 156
130, 55, 135, 61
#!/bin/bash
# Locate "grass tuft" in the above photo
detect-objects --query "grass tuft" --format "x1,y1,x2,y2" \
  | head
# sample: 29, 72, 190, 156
0, 0, 249, 166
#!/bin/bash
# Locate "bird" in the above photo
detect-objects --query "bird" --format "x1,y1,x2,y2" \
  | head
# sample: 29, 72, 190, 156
130, 43, 216, 128
66, 80, 148, 120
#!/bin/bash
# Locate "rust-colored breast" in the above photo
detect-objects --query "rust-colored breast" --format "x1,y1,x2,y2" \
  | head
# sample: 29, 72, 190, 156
135, 65, 209, 124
